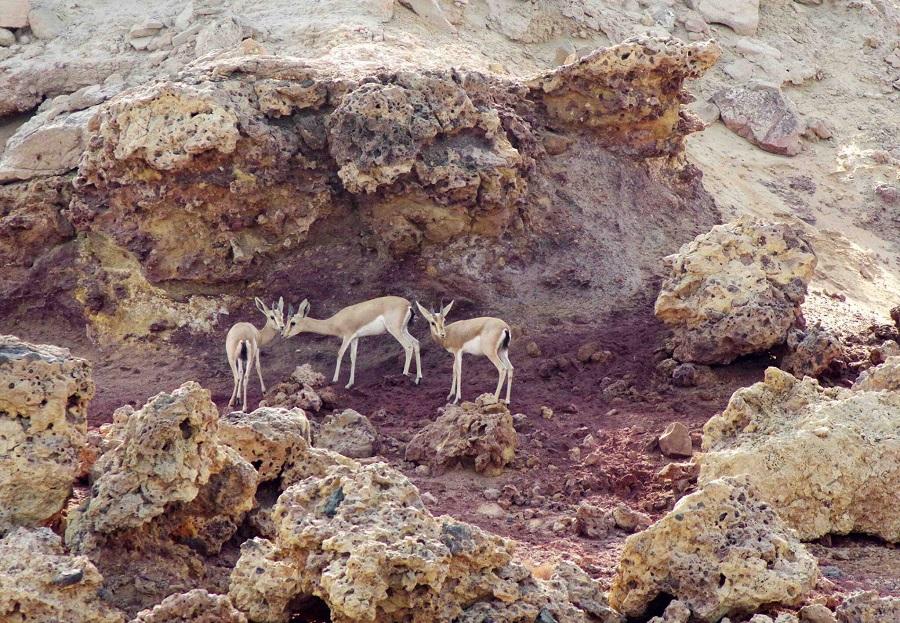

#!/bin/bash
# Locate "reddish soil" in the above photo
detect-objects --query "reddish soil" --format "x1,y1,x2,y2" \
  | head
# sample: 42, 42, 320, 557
3, 293, 897, 602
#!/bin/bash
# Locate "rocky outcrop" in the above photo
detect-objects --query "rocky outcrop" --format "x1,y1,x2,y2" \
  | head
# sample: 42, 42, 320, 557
835, 591, 900, 623
0, 175, 74, 274
405, 393, 517, 475
0, 527, 124, 623
700, 367, 900, 542
229, 459, 621, 623
711, 83, 803, 156
66, 382, 258, 615
219, 406, 312, 482
0, 335, 93, 533
852, 355, 900, 391
781, 325, 844, 378
609, 476, 818, 621
655, 217, 817, 364
316, 408, 378, 458
130, 590, 247, 623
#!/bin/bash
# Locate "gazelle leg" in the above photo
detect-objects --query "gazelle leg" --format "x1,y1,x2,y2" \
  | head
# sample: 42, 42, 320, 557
499, 349, 514, 404
454, 352, 463, 404
227, 355, 240, 408
333, 338, 351, 384
486, 351, 507, 401
241, 350, 251, 411
447, 353, 458, 401
255, 342, 265, 394
386, 325, 414, 378
402, 325, 422, 384
346, 338, 359, 389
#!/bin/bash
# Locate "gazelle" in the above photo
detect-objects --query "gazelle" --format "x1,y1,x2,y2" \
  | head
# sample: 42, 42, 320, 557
226, 297, 284, 412
282, 295, 421, 389
415, 301, 513, 404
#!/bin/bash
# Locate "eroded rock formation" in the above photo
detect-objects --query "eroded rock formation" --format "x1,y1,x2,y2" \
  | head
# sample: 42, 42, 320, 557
852, 355, 900, 391
655, 217, 816, 364
219, 406, 312, 482
700, 367, 900, 542
129, 589, 247, 623
609, 476, 818, 621
0, 335, 92, 533
316, 408, 378, 458
0, 527, 125, 623
405, 393, 517, 475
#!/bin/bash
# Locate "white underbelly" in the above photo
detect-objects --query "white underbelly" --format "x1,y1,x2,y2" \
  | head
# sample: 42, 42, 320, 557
355, 315, 387, 338
461, 335, 483, 355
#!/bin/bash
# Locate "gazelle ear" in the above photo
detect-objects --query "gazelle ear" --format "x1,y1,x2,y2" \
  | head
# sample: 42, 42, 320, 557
277, 296, 284, 315
300, 299, 310, 317
254, 297, 267, 314
442, 300, 455, 316
415, 301, 432, 321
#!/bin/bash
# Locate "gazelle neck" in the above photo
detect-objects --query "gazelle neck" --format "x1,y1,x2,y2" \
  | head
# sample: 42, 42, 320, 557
258, 322, 280, 346
298, 316, 341, 337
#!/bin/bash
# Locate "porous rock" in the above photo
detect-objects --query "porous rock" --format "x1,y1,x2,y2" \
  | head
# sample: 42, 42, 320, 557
647, 600, 691, 623
655, 217, 816, 364
851, 355, 900, 391
700, 367, 900, 542
0, 527, 124, 623
0, 335, 93, 533
609, 476, 818, 621
219, 406, 312, 482
575, 501, 615, 538
130, 589, 247, 623
405, 393, 517, 475
781, 325, 844, 378
835, 591, 899, 623
316, 408, 378, 458
229, 460, 621, 623
712, 83, 803, 156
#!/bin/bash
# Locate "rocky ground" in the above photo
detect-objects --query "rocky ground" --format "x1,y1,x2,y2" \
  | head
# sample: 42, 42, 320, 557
1, 1, 899, 622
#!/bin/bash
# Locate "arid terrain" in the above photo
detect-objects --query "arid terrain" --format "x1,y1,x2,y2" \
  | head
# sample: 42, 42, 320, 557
1, 1, 898, 622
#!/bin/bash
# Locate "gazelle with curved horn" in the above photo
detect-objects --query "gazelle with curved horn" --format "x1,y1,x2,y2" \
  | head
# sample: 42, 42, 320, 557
282, 296, 421, 389
416, 300, 514, 404
226, 297, 285, 411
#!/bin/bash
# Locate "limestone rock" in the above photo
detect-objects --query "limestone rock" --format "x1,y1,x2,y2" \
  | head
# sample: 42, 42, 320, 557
655, 217, 816, 364
658, 421, 693, 457
688, 0, 759, 35
0, 108, 94, 181
0, 335, 93, 533
700, 367, 900, 542
800, 603, 837, 623
647, 600, 691, 623
611, 504, 651, 533
0, 0, 29, 28
781, 325, 844, 378
712, 83, 803, 156
0, 527, 124, 623
609, 476, 818, 621
229, 460, 620, 623
195, 17, 244, 57
219, 406, 312, 482
575, 501, 615, 538
27, 7, 63, 39
835, 591, 899, 623
130, 589, 247, 623
316, 408, 378, 458
851, 355, 900, 391
0, 27, 14, 46
405, 393, 517, 475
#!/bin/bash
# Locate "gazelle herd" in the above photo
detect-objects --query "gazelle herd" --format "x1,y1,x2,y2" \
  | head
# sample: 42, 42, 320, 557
226, 295, 514, 412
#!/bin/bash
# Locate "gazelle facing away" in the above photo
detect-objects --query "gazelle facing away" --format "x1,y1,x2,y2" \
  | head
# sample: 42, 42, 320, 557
226, 297, 284, 412
282, 295, 421, 389
416, 301, 513, 404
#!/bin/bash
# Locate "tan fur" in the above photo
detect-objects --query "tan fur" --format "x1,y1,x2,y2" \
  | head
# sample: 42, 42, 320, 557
283, 295, 421, 388
417, 301, 514, 404
226, 297, 284, 412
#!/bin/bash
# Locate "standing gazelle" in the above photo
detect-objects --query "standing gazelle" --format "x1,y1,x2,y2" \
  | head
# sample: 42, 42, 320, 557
416, 301, 513, 404
226, 297, 284, 412
282, 295, 421, 389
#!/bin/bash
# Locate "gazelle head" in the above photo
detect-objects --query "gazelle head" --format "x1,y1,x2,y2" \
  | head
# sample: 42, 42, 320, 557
255, 297, 285, 332
416, 300, 454, 341
282, 299, 311, 338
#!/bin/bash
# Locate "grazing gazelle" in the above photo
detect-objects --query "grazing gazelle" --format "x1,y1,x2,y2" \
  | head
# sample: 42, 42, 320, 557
415, 301, 513, 404
226, 297, 284, 412
282, 295, 421, 389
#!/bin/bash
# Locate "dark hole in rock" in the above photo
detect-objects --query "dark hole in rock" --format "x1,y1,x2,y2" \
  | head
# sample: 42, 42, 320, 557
288, 594, 331, 622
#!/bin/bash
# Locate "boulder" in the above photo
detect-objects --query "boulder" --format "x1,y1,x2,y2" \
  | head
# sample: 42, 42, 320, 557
0, 0, 30, 29
835, 591, 899, 623
609, 476, 818, 621
688, 0, 759, 35
219, 406, 312, 482
405, 393, 517, 475
647, 600, 691, 623
0, 27, 14, 46
658, 421, 693, 457
27, 7, 63, 39
130, 589, 247, 623
852, 355, 900, 391
66, 382, 258, 615
0, 527, 124, 623
195, 17, 243, 57
711, 83, 803, 156
800, 603, 838, 623
229, 460, 621, 623
610, 504, 652, 533
575, 501, 615, 538
316, 408, 378, 458
700, 367, 900, 542
0, 335, 93, 533
781, 325, 844, 378
655, 217, 816, 364
0, 108, 95, 182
